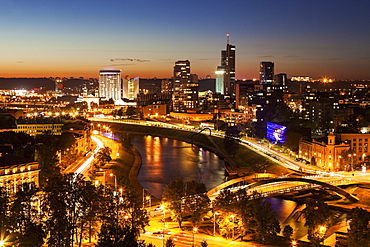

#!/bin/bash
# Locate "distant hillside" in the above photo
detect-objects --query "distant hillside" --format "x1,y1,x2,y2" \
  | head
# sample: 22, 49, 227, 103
0, 78, 97, 92
0, 78, 54, 90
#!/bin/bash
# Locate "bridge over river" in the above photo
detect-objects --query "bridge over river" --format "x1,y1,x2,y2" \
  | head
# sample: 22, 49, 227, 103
207, 174, 369, 203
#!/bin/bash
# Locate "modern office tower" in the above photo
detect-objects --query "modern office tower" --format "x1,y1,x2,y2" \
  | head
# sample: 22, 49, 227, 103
172, 60, 198, 112
161, 79, 173, 94
128, 76, 139, 100
221, 35, 236, 96
274, 73, 287, 86
55, 78, 63, 94
122, 76, 140, 100
215, 66, 225, 94
99, 70, 121, 101
259, 62, 274, 84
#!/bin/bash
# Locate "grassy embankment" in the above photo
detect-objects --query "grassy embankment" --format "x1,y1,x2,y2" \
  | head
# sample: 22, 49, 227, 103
105, 122, 291, 181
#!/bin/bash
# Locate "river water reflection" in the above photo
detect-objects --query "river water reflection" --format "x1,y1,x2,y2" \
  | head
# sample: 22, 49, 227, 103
133, 135, 225, 199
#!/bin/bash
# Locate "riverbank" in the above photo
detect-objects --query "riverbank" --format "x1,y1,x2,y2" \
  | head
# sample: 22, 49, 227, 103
105, 122, 292, 177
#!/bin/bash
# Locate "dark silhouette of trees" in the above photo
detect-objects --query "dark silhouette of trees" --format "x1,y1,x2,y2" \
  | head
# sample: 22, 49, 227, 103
162, 179, 210, 228
283, 225, 294, 242
302, 199, 332, 247
242, 196, 281, 244
347, 207, 370, 247
213, 190, 280, 243
8, 183, 45, 247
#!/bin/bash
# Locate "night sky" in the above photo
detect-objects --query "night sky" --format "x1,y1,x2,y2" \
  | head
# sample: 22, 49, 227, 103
0, 0, 369, 80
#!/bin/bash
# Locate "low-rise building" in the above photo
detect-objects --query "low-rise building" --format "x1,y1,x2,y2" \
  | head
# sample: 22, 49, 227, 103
15, 121, 64, 136
299, 132, 370, 171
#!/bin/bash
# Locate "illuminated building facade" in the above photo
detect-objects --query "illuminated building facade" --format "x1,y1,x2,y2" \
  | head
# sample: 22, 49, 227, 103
260, 62, 274, 84
172, 60, 198, 112
99, 70, 122, 101
0, 162, 40, 195
299, 132, 370, 171
215, 66, 225, 94
15, 122, 64, 136
123, 76, 139, 100
55, 78, 63, 94
339, 133, 370, 164
299, 132, 349, 171
221, 38, 236, 96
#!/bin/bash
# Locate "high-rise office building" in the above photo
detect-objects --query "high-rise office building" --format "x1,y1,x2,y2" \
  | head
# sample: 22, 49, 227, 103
122, 76, 139, 100
221, 34, 236, 96
99, 70, 121, 101
259, 62, 274, 84
215, 66, 225, 94
172, 60, 198, 112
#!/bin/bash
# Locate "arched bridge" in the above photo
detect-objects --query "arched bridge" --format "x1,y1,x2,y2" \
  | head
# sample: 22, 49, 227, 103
208, 176, 359, 203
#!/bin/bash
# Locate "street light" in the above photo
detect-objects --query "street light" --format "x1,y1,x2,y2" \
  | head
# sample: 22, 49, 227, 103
230, 215, 235, 238
161, 204, 166, 247
349, 153, 356, 175
291, 240, 297, 247
319, 226, 326, 246
213, 211, 219, 236
146, 196, 151, 208
110, 173, 117, 195
192, 227, 198, 247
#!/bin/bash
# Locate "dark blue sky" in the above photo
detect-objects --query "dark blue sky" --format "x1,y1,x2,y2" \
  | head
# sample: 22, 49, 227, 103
0, 0, 369, 79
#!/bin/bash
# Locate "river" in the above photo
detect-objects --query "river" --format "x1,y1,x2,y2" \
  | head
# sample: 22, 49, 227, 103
132, 134, 226, 199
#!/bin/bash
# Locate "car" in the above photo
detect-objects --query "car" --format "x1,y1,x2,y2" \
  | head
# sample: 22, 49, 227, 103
174, 232, 187, 237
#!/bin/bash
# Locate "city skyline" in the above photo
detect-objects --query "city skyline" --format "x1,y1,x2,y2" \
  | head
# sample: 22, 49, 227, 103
0, 0, 369, 80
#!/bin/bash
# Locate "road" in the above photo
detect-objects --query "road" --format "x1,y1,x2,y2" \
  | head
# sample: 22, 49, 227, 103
140, 208, 265, 247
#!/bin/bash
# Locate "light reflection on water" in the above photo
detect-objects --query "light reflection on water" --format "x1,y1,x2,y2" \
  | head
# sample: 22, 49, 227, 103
264, 197, 297, 223
133, 135, 225, 199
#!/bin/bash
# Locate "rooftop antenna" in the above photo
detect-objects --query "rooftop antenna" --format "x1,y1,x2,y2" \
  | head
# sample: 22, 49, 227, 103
226, 33, 230, 45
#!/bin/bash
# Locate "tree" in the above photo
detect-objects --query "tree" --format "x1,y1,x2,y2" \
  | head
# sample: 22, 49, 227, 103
120, 133, 133, 151
242, 196, 281, 244
347, 207, 370, 247
96, 224, 138, 247
165, 238, 175, 247
162, 179, 210, 228
0, 186, 10, 245
8, 183, 45, 247
126, 106, 137, 117
35, 133, 61, 185
89, 147, 112, 179
162, 179, 185, 228
302, 199, 332, 247
283, 225, 293, 242
200, 240, 208, 247
42, 173, 103, 247
183, 181, 210, 227
17, 222, 45, 247
213, 189, 243, 238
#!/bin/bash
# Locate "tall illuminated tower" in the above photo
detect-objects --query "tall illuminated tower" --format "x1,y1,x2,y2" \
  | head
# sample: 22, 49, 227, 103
172, 60, 198, 112
99, 70, 121, 101
221, 34, 236, 96
215, 66, 225, 94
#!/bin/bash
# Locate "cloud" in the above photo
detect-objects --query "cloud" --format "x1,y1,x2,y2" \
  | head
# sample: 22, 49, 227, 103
110, 58, 150, 63
17, 61, 23, 63
325, 57, 343, 61
283, 55, 300, 59
102, 63, 136, 67
258, 55, 274, 58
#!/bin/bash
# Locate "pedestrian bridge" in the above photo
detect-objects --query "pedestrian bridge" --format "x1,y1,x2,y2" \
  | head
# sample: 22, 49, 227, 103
207, 175, 361, 203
